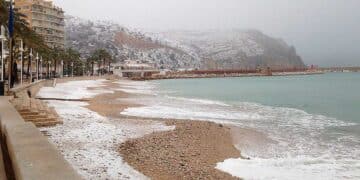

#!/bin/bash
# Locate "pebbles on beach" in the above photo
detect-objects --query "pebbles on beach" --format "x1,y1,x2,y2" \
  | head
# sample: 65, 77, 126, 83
119, 120, 240, 179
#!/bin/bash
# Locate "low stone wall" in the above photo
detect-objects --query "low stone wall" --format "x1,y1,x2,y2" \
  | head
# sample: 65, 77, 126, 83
0, 75, 119, 179
0, 97, 81, 179
10, 80, 54, 99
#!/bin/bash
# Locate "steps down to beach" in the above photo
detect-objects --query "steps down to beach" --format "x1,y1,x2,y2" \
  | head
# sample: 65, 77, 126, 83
1, 92, 81, 179
6, 79, 63, 128
11, 98, 63, 127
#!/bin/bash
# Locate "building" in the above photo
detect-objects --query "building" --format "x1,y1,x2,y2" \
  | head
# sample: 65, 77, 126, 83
113, 60, 159, 78
15, 0, 65, 49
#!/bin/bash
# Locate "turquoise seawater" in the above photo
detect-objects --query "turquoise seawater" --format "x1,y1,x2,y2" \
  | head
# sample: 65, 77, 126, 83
120, 73, 360, 179
156, 72, 360, 124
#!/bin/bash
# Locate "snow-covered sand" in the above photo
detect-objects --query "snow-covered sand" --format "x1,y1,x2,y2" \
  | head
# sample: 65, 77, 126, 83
38, 79, 174, 179
37, 79, 112, 99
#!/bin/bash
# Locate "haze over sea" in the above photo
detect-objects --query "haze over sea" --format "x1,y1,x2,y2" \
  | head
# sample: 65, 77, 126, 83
121, 72, 360, 179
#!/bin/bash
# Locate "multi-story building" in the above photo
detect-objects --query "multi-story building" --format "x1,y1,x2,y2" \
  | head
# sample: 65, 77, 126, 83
15, 0, 65, 49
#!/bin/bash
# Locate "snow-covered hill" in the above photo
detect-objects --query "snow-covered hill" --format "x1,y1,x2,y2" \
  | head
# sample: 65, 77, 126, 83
148, 30, 305, 69
65, 16, 305, 70
65, 16, 200, 69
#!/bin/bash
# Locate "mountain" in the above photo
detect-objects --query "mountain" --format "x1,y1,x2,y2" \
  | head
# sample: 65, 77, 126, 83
149, 30, 306, 69
65, 16, 305, 70
65, 16, 199, 69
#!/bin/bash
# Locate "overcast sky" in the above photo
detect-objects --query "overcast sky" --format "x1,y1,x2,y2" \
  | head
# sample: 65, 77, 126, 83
54, 0, 360, 67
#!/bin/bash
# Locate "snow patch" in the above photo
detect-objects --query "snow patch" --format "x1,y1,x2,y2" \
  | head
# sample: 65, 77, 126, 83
38, 79, 174, 179
42, 100, 173, 179
37, 80, 110, 99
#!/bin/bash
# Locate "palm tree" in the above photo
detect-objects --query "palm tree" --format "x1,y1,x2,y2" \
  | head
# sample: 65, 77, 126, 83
0, 0, 8, 25
1, 0, 50, 83
64, 48, 81, 76
43, 47, 65, 78
86, 55, 96, 76
106, 55, 115, 74
88, 49, 112, 75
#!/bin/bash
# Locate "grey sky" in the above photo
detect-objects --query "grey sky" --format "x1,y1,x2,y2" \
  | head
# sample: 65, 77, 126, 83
54, 0, 360, 67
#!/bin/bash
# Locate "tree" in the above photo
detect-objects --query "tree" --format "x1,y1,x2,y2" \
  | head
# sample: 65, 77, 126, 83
86, 55, 96, 76
64, 48, 81, 76
1, 0, 50, 83
88, 49, 112, 75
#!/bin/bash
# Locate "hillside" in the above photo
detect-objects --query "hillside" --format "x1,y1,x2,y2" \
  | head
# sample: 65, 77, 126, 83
65, 16, 200, 69
149, 30, 305, 69
65, 16, 305, 70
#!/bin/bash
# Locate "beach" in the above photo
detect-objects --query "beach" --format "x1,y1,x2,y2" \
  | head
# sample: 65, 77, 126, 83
119, 120, 241, 179
36, 73, 360, 179
36, 77, 245, 179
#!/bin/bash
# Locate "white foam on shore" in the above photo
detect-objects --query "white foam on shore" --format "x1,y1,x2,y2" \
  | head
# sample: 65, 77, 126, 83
116, 80, 157, 95
117, 88, 155, 95
121, 105, 261, 123
116, 81, 157, 91
119, 79, 360, 179
37, 80, 111, 99
216, 156, 360, 180
38, 79, 174, 179
165, 96, 230, 106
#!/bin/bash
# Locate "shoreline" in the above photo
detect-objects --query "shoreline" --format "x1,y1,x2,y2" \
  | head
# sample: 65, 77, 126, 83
85, 80, 246, 179
132, 71, 324, 81
35, 74, 360, 179
37, 78, 173, 179
36, 78, 247, 179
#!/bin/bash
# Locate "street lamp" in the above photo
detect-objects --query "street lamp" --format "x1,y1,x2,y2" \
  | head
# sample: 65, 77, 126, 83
36, 53, 39, 81
60, 60, 63, 78
19, 39, 24, 85
102, 59, 105, 76
0, 25, 7, 82
48, 60, 51, 79
40, 56, 42, 79
29, 49, 33, 83
71, 61, 74, 77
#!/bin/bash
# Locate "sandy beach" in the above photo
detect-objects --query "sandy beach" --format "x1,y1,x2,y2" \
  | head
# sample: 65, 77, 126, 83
119, 120, 241, 179
35, 77, 245, 179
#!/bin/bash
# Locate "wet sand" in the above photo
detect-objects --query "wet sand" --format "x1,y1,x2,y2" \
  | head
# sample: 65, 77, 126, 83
86, 80, 137, 118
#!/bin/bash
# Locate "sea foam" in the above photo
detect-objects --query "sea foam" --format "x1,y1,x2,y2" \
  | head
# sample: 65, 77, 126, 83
216, 156, 360, 180
119, 79, 360, 180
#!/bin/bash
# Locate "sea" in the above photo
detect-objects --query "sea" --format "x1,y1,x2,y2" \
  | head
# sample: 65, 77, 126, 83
120, 72, 360, 180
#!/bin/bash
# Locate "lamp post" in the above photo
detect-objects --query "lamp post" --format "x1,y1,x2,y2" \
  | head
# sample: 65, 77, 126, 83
71, 61, 74, 77
29, 49, 33, 83
36, 53, 39, 81
60, 60, 63, 78
40, 56, 43, 79
19, 39, 24, 85
0, 25, 7, 82
48, 60, 51, 79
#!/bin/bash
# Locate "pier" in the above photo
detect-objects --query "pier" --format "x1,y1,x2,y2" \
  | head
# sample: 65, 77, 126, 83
320, 67, 360, 72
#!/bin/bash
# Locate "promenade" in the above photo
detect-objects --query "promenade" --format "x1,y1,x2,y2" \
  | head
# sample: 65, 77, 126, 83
0, 77, 96, 180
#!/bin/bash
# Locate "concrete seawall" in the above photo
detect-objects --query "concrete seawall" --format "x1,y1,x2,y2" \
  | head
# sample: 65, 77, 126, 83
0, 79, 82, 179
